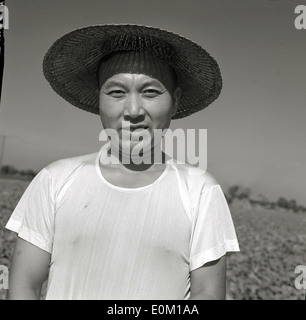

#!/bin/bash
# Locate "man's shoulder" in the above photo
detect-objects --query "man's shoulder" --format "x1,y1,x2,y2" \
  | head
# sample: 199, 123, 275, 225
172, 162, 219, 190
44, 152, 98, 178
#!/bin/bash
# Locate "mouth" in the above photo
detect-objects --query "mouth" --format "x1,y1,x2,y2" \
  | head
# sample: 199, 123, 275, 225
122, 124, 149, 132
120, 124, 151, 143
130, 126, 149, 133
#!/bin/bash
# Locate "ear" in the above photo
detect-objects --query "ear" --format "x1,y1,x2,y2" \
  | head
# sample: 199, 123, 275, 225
96, 87, 100, 97
97, 87, 102, 109
172, 87, 181, 116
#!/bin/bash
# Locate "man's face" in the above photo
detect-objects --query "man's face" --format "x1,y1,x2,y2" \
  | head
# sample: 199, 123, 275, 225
99, 73, 180, 151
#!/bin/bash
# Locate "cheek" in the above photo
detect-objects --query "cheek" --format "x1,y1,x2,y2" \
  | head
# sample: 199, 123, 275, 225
99, 95, 121, 118
148, 96, 174, 123
99, 101, 117, 129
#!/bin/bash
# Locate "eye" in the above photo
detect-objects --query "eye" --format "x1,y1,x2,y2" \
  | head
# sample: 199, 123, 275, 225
142, 89, 162, 97
107, 90, 125, 98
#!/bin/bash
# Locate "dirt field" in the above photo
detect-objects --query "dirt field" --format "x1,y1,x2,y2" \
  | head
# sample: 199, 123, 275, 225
227, 199, 306, 300
1, 178, 305, 300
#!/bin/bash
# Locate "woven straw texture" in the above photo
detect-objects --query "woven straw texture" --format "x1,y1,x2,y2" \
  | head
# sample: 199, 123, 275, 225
43, 24, 223, 119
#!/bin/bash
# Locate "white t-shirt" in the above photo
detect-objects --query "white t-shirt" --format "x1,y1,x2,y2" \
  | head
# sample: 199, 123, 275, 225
5, 151, 239, 300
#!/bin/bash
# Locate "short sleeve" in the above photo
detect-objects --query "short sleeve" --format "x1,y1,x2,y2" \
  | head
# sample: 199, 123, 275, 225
5, 168, 55, 253
190, 185, 240, 271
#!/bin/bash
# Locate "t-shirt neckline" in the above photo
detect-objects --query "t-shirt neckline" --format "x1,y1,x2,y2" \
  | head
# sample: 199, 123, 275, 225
95, 150, 170, 192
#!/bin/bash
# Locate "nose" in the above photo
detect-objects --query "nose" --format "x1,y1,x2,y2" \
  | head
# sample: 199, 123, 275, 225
123, 93, 144, 120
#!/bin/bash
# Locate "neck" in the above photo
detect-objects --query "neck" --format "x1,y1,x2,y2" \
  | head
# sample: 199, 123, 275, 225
99, 141, 168, 172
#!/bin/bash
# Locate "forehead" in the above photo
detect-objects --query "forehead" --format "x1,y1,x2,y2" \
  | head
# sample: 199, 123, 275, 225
101, 73, 166, 88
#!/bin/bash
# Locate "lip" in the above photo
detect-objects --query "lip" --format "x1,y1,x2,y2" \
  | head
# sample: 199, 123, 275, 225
122, 128, 150, 137
120, 125, 151, 142
122, 124, 149, 132
130, 127, 149, 133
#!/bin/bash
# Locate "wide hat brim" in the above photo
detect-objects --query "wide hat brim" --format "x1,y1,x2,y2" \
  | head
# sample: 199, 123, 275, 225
43, 24, 222, 119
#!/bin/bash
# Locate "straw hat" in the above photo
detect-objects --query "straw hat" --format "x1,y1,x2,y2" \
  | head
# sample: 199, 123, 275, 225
43, 24, 222, 119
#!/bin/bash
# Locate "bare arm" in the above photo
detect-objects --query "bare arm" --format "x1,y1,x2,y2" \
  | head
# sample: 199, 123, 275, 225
7, 237, 51, 300
190, 255, 227, 300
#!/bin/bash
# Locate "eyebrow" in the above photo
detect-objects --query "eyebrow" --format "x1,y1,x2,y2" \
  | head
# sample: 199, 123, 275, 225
102, 78, 166, 91
140, 79, 165, 90
102, 81, 127, 91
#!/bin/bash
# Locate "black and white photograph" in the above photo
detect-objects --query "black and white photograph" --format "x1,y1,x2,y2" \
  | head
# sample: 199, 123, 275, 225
0, 0, 305, 301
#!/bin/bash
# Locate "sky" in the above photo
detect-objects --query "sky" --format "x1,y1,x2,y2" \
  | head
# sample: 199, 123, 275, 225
0, 0, 305, 205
